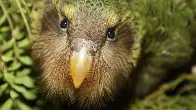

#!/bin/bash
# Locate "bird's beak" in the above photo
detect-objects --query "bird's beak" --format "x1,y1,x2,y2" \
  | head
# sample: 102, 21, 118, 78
70, 47, 93, 88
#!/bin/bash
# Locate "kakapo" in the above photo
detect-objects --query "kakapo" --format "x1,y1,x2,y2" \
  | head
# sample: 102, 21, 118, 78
32, 0, 196, 109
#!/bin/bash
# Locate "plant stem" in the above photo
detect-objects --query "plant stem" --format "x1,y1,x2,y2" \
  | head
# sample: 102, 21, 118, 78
15, 0, 31, 36
0, 0, 14, 30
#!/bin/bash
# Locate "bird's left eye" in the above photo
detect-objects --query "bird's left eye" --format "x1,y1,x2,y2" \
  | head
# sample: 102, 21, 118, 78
60, 18, 68, 31
107, 28, 116, 41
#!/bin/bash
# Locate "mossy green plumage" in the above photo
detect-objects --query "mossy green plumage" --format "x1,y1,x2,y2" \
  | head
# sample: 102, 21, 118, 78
131, 0, 196, 96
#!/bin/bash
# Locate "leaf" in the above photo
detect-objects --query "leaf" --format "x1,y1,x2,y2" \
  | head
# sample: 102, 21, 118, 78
0, 26, 10, 32
0, 99, 13, 110
23, 76, 35, 88
1, 39, 14, 52
0, 14, 6, 26
11, 84, 27, 94
0, 83, 8, 96
16, 32, 25, 40
4, 72, 15, 84
18, 56, 33, 66
8, 61, 22, 71
14, 47, 25, 56
12, 13, 23, 24
17, 38, 31, 48
0, 34, 4, 42
10, 90, 19, 99
17, 101, 32, 110
11, 84, 36, 100
4, 50, 14, 57
1, 55, 14, 62
15, 76, 35, 88
16, 68, 31, 77
14, 77, 23, 85
21, 0, 32, 7
23, 91, 37, 100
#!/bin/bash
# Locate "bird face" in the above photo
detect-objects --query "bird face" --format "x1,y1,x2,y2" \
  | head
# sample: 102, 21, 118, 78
32, 0, 141, 107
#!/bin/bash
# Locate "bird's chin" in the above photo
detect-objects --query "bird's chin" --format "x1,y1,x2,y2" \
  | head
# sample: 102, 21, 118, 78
40, 65, 126, 108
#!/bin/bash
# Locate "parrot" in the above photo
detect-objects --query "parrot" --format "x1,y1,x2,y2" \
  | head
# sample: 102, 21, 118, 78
31, 0, 196, 109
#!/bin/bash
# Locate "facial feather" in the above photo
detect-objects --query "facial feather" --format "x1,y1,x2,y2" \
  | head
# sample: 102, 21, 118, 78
32, 0, 141, 108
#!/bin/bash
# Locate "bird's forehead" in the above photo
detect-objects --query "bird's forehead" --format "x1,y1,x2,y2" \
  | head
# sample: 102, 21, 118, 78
55, 0, 120, 27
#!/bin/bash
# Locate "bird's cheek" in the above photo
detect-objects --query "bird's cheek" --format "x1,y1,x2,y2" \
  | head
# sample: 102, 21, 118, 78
70, 48, 93, 88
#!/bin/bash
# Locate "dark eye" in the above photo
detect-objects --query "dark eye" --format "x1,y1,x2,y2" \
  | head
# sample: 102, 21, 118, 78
60, 18, 68, 31
107, 28, 116, 41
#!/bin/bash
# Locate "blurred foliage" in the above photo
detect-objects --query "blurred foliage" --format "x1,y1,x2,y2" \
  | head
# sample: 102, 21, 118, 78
131, 73, 196, 110
0, 0, 196, 110
0, 0, 42, 110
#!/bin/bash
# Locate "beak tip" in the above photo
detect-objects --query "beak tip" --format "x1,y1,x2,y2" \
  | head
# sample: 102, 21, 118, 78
73, 83, 80, 89
70, 49, 93, 89
72, 79, 83, 88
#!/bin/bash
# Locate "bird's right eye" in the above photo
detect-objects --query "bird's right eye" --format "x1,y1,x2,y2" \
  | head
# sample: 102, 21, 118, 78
107, 28, 116, 41
60, 18, 68, 31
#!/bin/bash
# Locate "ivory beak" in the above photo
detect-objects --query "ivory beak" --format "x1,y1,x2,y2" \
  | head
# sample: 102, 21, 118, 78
70, 48, 92, 88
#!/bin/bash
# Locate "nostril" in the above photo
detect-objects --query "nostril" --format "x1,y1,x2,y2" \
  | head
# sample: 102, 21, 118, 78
70, 44, 81, 52
70, 44, 75, 51
89, 45, 97, 56
89, 49, 96, 56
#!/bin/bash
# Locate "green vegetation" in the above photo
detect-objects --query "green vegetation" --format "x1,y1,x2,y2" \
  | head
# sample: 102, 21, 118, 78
0, 0, 42, 109
131, 74, 196, 110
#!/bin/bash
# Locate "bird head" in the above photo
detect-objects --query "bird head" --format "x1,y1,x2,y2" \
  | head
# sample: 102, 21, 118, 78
32, 0, 141, 107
